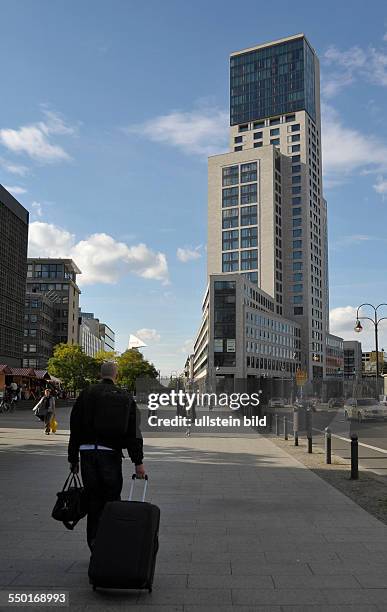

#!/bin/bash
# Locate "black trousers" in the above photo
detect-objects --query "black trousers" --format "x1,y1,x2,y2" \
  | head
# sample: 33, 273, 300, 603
80, 450, 123, 550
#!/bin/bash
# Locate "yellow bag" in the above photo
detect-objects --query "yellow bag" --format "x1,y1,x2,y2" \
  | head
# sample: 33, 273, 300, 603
50, 416, 58, 433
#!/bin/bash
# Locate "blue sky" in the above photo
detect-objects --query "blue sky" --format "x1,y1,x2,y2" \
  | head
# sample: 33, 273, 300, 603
1, 0, 387, 372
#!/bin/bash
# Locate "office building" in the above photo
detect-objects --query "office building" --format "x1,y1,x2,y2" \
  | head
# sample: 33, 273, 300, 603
344, 340, 362, 379
194, 34, 338, 391
78, 311, 103, 357
325, 333, 344, 378
0, 185, 29, 366
25, 259, 81, 366
362, 350, 387, 376
99, 323, 115, 352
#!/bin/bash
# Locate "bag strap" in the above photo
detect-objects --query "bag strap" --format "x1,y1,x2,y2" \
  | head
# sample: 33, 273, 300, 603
62, 472, 82, 492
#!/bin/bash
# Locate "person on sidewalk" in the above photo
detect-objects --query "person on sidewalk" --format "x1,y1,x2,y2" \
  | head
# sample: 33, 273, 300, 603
33, 388, 56, 434
68, 361, 146, 551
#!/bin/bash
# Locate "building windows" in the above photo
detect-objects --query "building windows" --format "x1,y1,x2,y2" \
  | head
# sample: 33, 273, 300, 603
293, 272, 303, 281
293, 240, 302, 248
286, 114, 296, 122
222, 230, 239, 251
293, 262, 303, 271
292, 218, 302, 227
292, 165, 301, 173
293, 251, 303, 259
291, 134, 300, 142
234, 136, 243, 143
234, 146, 242, 151
293, 229, 302, 238
269, 117, 280, 126
240, 205, 257, 226
291, 123, 300, 132
239, 124, 248, 132
240, 183, 257, 204
293, 284, 303, 292
241, 249, 258, 270
222, 187, 239, 207
292, 197, 301, 205
292, 207, 301, 216
222, 251, 239, 272
294, 307, 303, 315
222, 166, 239, 186
270, 128, 280, 136
292, 154, 301, 163
240, 162, 257, 183
253, 131, 263, 140
292, 175, 301, 184
222, 208, 239, 229
243, 271, 258, 283
292, 186, 301, 194
293, 295, 303, 304
241, 226, 258, 248
253, 120, 265, 129
292, 144, 301, 152
254, 142, 263, 148
270, 138, 280, 146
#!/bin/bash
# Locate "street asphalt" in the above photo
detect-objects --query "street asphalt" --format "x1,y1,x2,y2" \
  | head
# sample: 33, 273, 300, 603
1, 406, 387, 610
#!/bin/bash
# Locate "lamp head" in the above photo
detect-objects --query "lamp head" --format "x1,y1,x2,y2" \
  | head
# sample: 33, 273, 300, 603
354, 320, 363, 333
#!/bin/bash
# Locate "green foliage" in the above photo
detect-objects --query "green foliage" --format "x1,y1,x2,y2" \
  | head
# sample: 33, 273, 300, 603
94, 349, 118, 365
117, 349, 158, 391
47, 344, 98, 392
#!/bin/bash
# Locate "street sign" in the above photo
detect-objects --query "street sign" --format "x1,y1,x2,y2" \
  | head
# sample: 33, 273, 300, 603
296, 369, 308, 386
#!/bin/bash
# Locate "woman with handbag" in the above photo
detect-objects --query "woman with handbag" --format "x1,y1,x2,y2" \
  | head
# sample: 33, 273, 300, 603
33, 388, 56, 434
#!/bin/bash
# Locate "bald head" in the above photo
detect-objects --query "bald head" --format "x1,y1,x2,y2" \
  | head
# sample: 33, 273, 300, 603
100, 361, 118, 382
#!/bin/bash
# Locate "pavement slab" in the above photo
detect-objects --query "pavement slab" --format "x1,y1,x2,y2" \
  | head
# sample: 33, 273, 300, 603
1, 406, 387, 609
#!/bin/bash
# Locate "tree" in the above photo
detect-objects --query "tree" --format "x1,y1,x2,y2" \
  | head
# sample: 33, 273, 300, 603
94, 349, 118, 366
48, 344, 97, 393
117, 349, 158, 392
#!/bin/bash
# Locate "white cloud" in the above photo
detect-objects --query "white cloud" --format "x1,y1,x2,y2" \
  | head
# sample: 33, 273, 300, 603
330, 305, 387, 352
0, 110, 76, 163
127, 107, 228, 156
0, 157, 28, 176
3, 185, 27, 195
136, 328, 161, 342
322, 44, 387, 97
322, 104, 387, 184
332, 234, 383, 249
28, 221, 169, 285
374, 176, 387, 196
177, 245, 202, 262
31, 201, 43, 217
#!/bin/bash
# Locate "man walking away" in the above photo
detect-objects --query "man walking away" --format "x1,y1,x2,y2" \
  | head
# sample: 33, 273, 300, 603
68, 362, 145, 551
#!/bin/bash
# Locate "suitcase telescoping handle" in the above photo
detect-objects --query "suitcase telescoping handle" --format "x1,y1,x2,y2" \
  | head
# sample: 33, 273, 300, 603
129, 474, 148, 502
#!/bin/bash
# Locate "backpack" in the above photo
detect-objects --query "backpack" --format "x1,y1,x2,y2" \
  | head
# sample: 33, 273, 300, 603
90, 384, 132, 438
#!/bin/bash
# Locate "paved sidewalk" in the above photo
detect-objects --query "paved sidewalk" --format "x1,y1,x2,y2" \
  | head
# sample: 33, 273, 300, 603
1, 408, 387, 610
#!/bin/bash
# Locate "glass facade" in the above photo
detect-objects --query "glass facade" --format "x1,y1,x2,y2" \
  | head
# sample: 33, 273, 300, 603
230, 37, 316, 125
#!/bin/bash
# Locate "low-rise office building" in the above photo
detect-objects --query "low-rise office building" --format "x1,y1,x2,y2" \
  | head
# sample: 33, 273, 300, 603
344, 340, 362, 378
193, 273, 301, 392
99, 323, 115, 352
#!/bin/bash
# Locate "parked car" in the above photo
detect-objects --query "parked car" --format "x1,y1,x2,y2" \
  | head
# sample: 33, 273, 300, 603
328, 397, 344, 409
344, 398, 387, 422
269, 397, 285, 408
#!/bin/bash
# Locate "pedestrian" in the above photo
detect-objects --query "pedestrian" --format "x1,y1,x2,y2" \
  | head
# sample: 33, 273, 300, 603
33, 388, 56, 434
67, 361, 146, 552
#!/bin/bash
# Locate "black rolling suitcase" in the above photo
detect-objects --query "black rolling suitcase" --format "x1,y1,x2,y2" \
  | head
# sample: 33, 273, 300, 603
88, 475, 160, 592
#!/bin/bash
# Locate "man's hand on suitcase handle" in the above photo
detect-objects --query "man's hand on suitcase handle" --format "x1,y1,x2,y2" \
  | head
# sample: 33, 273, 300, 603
135, 463, 146, 479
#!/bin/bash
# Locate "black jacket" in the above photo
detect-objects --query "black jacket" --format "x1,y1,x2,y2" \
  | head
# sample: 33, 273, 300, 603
68, 379, 143, 466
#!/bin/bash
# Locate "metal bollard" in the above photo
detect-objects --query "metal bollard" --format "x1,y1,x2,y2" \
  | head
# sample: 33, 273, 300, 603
325, 427, 332, 464
283, 416, 288, 440
275, 413, 279, 436
351, 433, 359, 480
293, 407, 299, 446
268, 412, 273, 432
306, 408, 312, 453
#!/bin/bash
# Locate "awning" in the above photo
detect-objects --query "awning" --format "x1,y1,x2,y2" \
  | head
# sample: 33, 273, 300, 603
0, 365, 11, 374
9, 368, 36, 377
34, 370, 51, 380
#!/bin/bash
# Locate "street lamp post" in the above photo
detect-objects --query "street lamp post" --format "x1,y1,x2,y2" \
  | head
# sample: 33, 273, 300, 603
354, 303, 387, 395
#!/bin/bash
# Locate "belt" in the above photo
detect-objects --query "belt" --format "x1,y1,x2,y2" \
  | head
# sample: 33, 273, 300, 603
79, 444, 114, 451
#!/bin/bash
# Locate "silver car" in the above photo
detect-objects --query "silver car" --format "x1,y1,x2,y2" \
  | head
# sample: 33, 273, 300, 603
344, 398, 387, 423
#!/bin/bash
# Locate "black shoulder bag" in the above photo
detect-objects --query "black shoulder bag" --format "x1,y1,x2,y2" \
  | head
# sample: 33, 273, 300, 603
52, 472, 88, 530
